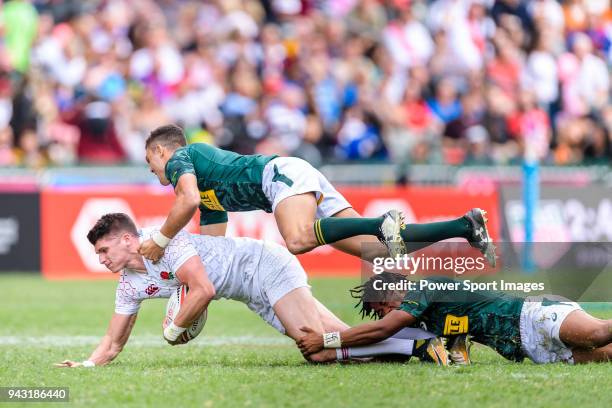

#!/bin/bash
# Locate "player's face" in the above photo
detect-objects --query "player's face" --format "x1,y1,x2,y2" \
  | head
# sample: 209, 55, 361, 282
145, 145, 170, 186
371, 299, 402, 318
94, 234, 132, 273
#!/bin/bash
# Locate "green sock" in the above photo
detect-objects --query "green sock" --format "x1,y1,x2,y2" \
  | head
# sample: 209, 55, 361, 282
400, 217, 471, 252
314, 217, 383, 246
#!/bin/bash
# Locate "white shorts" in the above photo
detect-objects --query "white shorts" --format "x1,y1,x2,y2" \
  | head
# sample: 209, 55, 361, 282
262, 157, 352, 219
246, 241, 310, 334
519, 295, 582, 364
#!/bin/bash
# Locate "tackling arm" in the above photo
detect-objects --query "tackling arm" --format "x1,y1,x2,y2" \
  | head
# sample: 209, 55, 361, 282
336, 310, 415, 346
298, 310, 415, 355
159, 174, 201, 239
139, 174, 200, 261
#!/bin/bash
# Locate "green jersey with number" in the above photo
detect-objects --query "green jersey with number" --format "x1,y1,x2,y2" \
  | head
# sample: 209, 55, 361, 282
164, 144, 277, 225
398, 276, 526, 361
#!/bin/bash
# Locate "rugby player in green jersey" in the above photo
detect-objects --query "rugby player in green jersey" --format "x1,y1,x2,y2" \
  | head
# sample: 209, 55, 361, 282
297, 273, 612, 365
139, 124, 495, 267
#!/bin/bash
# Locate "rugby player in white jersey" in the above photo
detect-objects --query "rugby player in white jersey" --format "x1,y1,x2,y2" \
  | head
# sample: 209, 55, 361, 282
55, 213, 453, 368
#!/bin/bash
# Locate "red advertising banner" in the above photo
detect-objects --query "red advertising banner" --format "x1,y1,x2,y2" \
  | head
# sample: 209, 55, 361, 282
41, 186, 499, 279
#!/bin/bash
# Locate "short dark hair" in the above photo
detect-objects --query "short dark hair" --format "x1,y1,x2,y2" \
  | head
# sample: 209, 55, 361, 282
145, 124, 187, 150
350, 272, 408, 319
87, 213, 138, 245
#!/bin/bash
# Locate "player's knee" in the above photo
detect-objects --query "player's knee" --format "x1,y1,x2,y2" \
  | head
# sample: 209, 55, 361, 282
286, 241, 307, 255
284, 226, 317, 254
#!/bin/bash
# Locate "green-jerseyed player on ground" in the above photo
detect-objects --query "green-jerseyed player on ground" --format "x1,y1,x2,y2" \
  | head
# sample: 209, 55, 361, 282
297, 273, 612, 365
138, 124, 496, 265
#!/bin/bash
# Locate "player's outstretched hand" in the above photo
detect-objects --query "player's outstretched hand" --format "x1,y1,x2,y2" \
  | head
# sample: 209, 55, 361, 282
296, 326, 324, 356
139, 239, 165, 263
54, 360, 82, 368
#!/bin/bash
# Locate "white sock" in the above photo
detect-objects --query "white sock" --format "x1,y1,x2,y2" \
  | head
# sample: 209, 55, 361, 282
336, 338, 414, 360
334, 327, 436, 360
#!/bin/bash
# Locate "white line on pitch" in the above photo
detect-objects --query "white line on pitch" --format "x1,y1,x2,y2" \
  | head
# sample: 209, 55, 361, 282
0, 335, 292, 347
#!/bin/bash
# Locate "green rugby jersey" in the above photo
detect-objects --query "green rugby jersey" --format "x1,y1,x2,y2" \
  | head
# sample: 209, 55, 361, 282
399, 276, 526, 361
165, 144, 277, 225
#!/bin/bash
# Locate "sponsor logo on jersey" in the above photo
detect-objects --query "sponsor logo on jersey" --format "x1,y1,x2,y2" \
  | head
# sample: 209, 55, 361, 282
443, 314, 469, 335
145, 284, 160, 296
200, 190, 225, 211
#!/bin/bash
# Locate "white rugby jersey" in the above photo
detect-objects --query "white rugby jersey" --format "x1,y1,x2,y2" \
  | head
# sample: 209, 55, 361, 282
114, 227, 267, 314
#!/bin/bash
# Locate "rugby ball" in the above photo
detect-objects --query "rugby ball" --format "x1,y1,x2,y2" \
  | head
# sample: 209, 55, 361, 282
163, 285, 207, 342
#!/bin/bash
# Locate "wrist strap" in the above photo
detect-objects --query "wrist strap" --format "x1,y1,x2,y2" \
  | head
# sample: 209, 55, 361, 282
82, 360, 95, 368
152, 231, 171, 248
164, 322, 186, 341
323, 331, 341, 348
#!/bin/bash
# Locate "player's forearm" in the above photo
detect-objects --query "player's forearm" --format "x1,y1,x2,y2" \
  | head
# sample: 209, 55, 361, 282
337, 321, 399, 347
336, 312, 414, 348
86, 314, 135, 366
160, 195, 200, 238
173, 284, 215, 328
87, 335, 122, 366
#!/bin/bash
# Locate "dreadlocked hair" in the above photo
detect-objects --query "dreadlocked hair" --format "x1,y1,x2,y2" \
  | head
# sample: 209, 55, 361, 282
350, 272, 409, 320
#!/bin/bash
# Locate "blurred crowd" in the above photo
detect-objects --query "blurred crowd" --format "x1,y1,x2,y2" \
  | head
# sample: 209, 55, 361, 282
0, 0, 610, 169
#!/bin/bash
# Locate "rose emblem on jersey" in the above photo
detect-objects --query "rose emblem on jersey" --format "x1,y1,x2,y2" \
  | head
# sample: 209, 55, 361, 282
160, 271, 174, 280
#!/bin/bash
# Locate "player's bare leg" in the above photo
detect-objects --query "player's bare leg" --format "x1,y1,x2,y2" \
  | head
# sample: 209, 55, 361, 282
274, 193, 320, 256
313, 298, 350, 331
273, 287, 327, 340
559, 310, 612, 349
308, 348, 338, 363
572, 343, 612, 363
274, 194, 398, 262
273, 287, 354, 339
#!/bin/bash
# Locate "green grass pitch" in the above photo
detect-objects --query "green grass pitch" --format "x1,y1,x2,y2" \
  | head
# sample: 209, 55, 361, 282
1, 274, 611, 407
